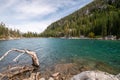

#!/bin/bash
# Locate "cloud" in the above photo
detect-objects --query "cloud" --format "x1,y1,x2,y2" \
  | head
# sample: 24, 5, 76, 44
14, 0, 58, 19
0, 0, 16, 12
8, 20, 53, 33
0, 0, 93, 33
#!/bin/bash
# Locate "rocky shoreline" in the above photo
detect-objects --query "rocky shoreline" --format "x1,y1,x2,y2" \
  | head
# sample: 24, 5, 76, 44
3, 69, 119, 80
11, 70, 119, 80
0, 63, 119, 80
0, 37, 21, 41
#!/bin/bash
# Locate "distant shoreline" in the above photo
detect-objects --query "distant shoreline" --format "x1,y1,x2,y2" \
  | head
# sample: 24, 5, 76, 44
0, 37, 21, 41
0, 37, 120, 41
59, 37, 120, 40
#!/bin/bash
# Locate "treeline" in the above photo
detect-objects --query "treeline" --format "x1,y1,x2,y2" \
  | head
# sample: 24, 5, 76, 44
0, 22, 41, 39
41, 0, 120, 39
0, 22, 21, 39
22, 32, 40, 38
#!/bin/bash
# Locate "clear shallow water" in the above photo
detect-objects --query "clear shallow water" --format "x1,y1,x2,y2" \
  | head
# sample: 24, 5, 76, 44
0, 38, 120, 73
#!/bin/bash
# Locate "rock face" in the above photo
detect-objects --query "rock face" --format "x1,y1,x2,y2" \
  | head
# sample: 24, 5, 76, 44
71, 71, 119, 80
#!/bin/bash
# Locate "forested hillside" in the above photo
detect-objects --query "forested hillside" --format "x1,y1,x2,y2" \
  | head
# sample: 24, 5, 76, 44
41, 0, 120, 39
23, 32, 40, 38
0, 22, 21, 39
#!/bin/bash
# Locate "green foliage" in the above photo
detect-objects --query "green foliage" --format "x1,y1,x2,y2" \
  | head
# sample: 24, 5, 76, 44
0, 22, 41, 38
0, 22, 21, 39
41, 0, 120, 39
88, 32, 95, 38
23, 32, 40, 38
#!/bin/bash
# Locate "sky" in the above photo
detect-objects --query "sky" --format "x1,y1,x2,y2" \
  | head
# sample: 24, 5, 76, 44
0, 0, 93, 33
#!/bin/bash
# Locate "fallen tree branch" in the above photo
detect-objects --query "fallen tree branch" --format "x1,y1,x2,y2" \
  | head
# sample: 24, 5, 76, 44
1, 65, 34, 78
0, 48, 40, 67
0, 48, 40, 79
13, 53, 25, 62
0, 49, 13, 61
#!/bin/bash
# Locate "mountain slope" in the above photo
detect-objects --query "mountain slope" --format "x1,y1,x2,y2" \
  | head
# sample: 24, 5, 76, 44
41, 0, 120, 39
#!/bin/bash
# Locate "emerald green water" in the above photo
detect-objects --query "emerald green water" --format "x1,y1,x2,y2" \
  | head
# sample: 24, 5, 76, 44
0, 38, 120, 73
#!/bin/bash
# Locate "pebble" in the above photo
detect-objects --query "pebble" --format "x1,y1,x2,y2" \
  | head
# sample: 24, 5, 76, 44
39, 78, 45, 80
48, 77, 54, 80
52, 72, 60, 77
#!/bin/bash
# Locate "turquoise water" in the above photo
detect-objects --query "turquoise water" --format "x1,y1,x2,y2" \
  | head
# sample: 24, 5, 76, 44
0, 38, 120, 73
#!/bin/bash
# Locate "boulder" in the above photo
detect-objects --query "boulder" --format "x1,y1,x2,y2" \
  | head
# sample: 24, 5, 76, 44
71, 71, 119, 80
116, 73, 120, 79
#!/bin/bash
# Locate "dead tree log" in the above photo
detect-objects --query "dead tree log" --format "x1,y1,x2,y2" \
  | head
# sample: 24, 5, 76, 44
1, 65, 34, 78
0, 48, 40, 79
0, 48, 40, 67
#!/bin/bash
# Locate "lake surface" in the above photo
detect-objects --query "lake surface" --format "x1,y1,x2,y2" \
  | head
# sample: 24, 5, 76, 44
0, 38, 120, 73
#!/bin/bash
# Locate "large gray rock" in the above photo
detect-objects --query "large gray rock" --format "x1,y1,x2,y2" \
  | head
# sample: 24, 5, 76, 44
71, 71, 119, 80
116, 73, 120, 79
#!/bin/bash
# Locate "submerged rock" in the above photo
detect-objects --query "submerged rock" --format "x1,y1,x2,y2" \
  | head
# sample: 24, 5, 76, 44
54, 63, 79, 75
71, 71, 119, 80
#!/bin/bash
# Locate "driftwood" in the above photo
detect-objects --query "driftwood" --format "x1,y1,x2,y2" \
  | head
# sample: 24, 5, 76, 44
1, 65, 34, 78
0, 48, 40, 79
0, 48, 39, 67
